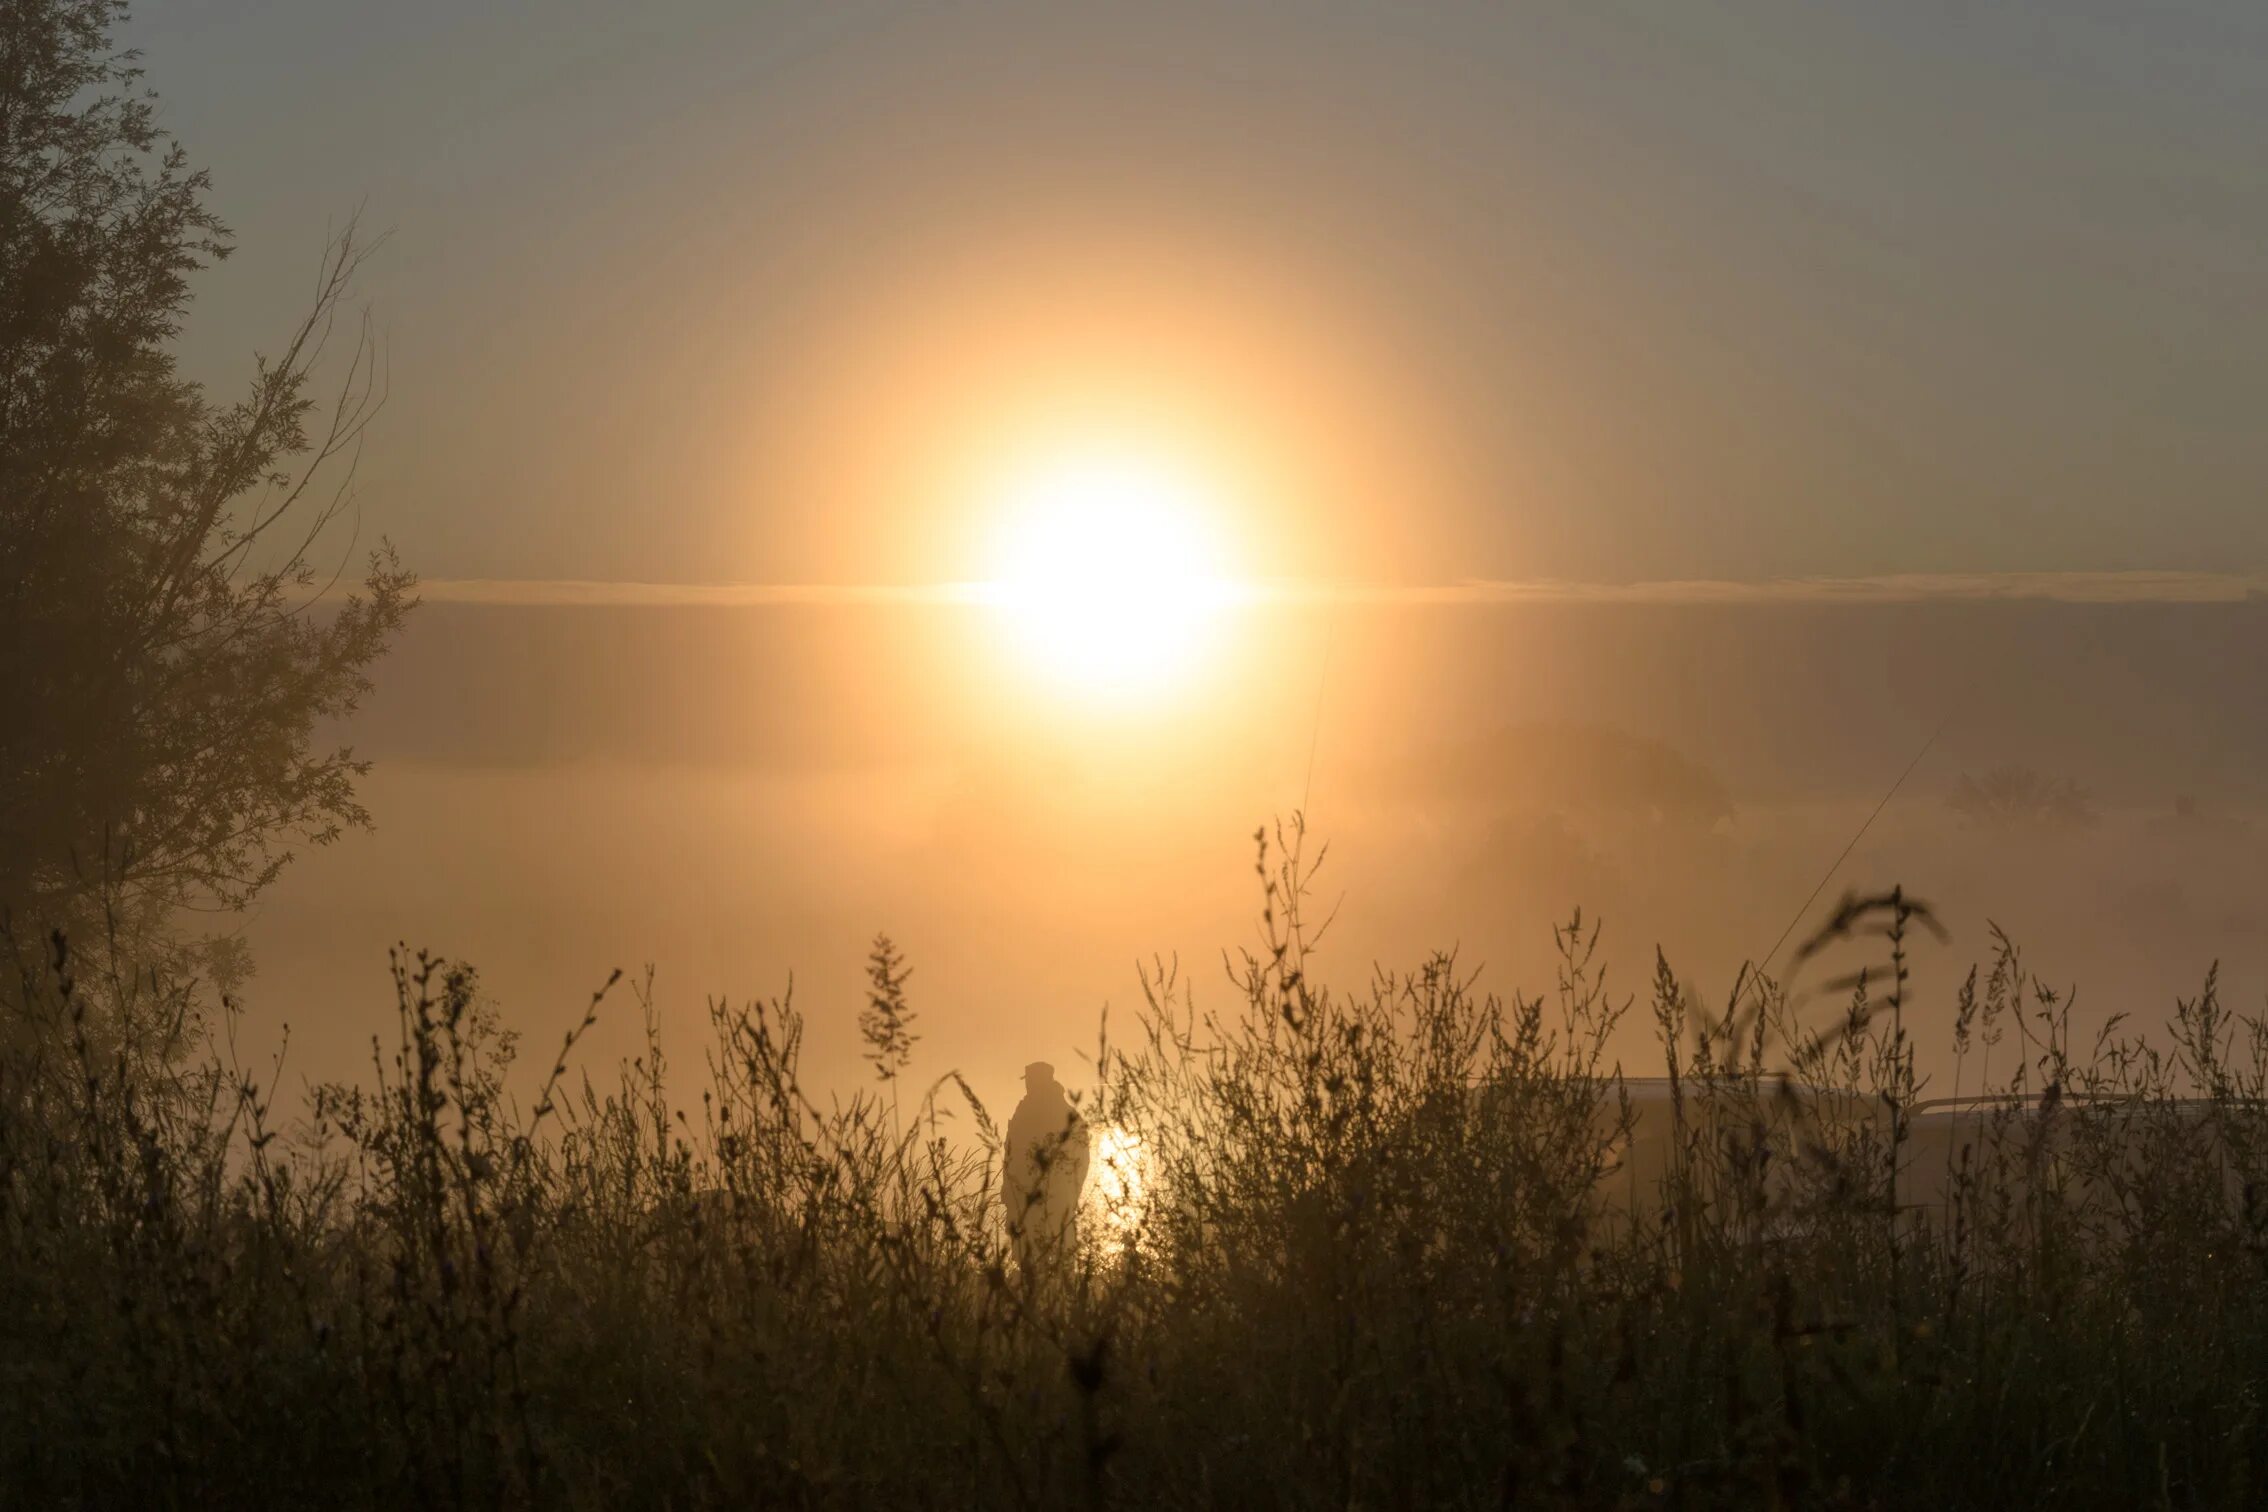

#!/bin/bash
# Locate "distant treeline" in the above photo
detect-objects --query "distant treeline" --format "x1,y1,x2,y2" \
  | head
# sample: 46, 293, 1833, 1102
348, 600, 2268, 803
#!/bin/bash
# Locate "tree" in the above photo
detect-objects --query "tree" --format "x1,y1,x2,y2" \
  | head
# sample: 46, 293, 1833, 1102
1947, 765, 2098, 833
0, 1, 413, 975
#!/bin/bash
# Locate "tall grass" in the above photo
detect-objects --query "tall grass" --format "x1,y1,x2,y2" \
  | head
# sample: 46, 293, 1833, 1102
4, 819, 2265, 1508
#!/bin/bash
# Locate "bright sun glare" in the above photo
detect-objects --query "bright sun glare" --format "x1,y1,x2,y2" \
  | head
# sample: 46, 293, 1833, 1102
1088, 1125, 1149, 1252
983, 451, 1235, 697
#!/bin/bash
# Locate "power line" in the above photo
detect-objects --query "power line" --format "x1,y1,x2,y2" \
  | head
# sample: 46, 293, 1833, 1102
1746, 704, 1958, 989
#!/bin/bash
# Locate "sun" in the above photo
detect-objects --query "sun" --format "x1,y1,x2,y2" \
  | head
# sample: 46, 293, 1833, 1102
1087, 1125, 1150, 1251
981, 450, 1236, 697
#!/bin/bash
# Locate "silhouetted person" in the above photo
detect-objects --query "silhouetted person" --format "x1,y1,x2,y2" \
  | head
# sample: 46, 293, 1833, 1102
1005, 1061, 1090, 1280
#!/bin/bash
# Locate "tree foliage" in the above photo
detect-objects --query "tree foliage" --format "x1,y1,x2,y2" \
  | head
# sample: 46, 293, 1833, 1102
1948, 764, 2099, 833
0, 0, 413, 959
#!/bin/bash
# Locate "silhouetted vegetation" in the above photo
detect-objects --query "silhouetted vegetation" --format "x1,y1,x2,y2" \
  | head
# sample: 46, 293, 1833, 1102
3, 821, 2263, 1508
4, 8, 2262, 1510
1948, 765, 2099, 833
0, 0, 411, 976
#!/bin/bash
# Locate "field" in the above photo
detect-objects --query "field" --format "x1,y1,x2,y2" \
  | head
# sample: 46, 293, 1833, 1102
10, 2, 2268, 1507
5, 823, 2264, 1510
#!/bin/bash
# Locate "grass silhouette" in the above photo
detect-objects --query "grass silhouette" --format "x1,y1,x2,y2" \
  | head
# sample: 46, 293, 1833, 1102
3, 817, 2264, 1508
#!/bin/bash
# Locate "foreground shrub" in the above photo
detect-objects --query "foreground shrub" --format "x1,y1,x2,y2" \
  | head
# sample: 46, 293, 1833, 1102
4, 825, 2265, 1508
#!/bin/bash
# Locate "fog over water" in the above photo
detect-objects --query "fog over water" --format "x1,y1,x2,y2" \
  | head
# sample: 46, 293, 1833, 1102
243, 598, 2268, 1121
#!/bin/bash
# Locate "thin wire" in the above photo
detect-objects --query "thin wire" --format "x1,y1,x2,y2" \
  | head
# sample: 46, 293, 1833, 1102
1733, 608, 2108, 1017
1746, 704, 1959, 989
1290, 595, 1962, 1004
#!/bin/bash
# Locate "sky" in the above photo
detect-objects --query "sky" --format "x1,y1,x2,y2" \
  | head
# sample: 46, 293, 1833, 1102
85, 1, 2268, 1117
131, 0, 2268, 592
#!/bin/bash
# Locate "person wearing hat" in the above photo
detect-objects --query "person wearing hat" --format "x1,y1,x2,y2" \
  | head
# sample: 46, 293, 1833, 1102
1004, 1060, 1090, 1281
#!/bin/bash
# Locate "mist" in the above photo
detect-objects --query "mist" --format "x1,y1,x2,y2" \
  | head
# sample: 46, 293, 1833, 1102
15, 3, 2268, 1495
238, 595, 2268, 1121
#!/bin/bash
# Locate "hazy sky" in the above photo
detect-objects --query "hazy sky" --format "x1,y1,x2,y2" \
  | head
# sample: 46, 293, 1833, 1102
135, 1, 2268, 588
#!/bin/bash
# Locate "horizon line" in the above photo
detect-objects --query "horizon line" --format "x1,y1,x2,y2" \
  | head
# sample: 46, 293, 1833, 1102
414, 570, 2268, 608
